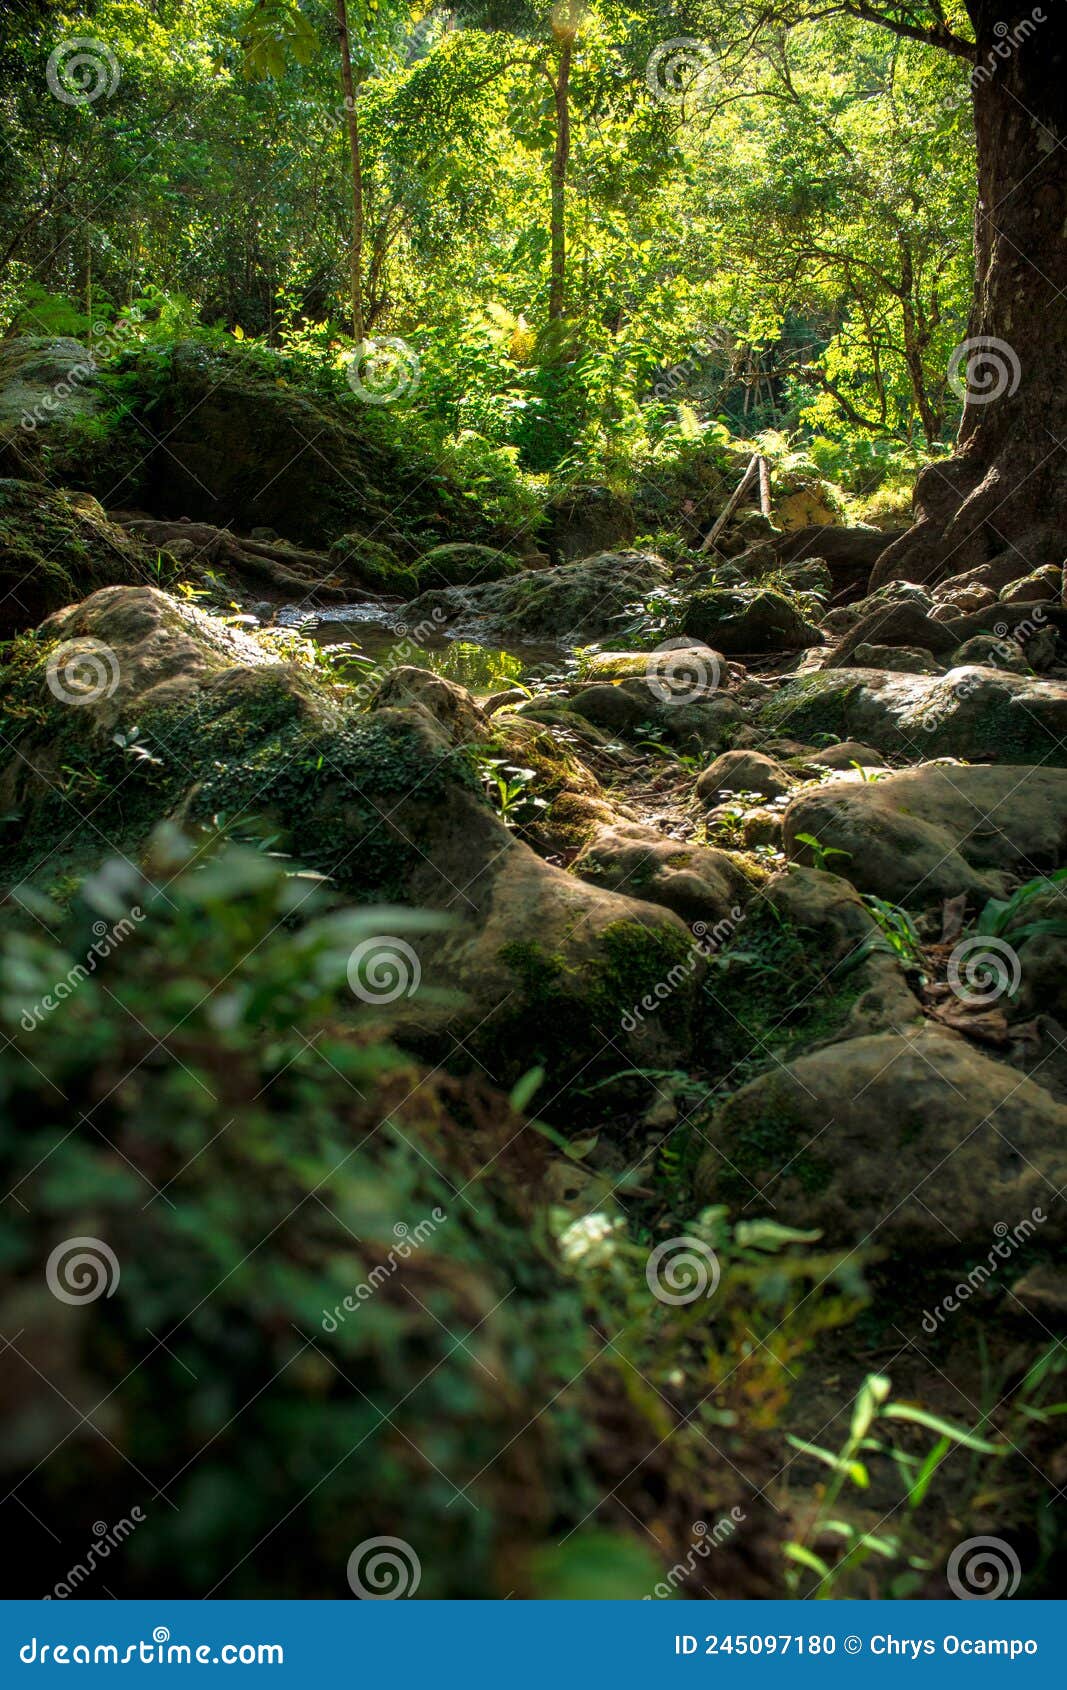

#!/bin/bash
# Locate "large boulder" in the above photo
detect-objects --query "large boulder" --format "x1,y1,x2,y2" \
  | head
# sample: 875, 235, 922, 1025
413, 542, 523, 588
572, 821, 754, 931
735, 522, 902, 596
760, 665, 1067, 764
825, 600, 958, 669
784, 762, 1067, 905
695, 749, 794, 805
681, 587, 822, 653
1, 337, 525, 556
0, 337, 105, 483
0, 480, 152, 636
696, 1029, 1067, 1252
402, 550, 670, 643
0, 589, 701, 1093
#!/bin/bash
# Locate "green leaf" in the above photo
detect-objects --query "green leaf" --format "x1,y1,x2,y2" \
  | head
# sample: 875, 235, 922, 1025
882, 1403, 1004, 1454
786, 1435, 869, 1488
508, 1065, 545, 1113
734, 1219, 823, 1251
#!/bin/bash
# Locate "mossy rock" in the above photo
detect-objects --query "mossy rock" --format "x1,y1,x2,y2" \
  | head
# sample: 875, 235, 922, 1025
328, 533, 419, 597
413, 542, 522, 589
761, 665, 1067, 764
0, 338, 524, 553
696, 1030, 1067, 1254
682, 588, 821, 653
0, 480, 151, 636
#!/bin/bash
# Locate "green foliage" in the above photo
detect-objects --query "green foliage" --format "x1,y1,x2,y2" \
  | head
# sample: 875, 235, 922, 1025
975, 868, 1067, 947
785, 1372, 1006, 1598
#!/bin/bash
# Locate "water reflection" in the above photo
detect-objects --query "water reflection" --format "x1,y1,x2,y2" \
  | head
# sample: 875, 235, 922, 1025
309, 608, 560, 693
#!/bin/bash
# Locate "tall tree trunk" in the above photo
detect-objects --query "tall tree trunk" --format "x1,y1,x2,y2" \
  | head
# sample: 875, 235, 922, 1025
335, 0, 365, 343
872, 1, 1067, 590
549, 6, 580, 321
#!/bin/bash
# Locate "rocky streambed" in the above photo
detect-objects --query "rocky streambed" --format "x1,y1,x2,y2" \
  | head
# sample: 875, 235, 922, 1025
1, 340, 1064, 1598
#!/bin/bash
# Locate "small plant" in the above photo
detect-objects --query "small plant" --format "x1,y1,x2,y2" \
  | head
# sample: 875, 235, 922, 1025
784, 1372, 1005, 1597
470, 750, 548, 829
793, 830, 852, 870
112, 726, 164, 771
974, 867, 1067, 947
637, 738, 701, 772
849, 895, 926, 976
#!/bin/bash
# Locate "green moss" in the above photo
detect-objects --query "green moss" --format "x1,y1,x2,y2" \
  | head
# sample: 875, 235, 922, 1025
494, 919, 697, 1093
715, 1087, 834, 1202
700, 903, 861, 1085
0, 481, 148, 635
0, 645, 474, 900
329, 534, 420, 597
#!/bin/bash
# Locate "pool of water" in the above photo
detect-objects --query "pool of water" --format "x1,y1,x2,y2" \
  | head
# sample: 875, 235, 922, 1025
284, 601, 566, 694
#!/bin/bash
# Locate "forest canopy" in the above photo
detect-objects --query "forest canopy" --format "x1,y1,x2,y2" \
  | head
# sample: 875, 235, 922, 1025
1, 0, 980, 499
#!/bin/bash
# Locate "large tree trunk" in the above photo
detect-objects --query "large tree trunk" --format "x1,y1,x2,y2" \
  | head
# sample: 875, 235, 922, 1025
335, 0, 365, 343
549, 26, 575, 321
871, 2, 1067, 591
